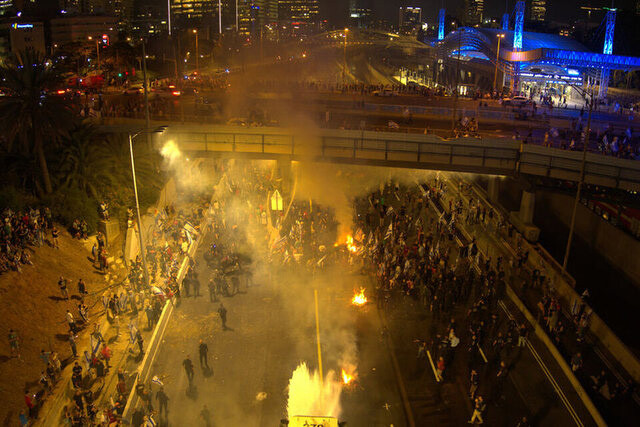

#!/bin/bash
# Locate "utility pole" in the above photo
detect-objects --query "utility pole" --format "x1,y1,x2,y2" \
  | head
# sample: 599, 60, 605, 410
141, 40, 151, 144
562, 90, 594, 274
193, 29, 199, 73
342, 28, 349, 86
493, 34, 505, 94
219, 0, 222, 34
451, 29, 463, 134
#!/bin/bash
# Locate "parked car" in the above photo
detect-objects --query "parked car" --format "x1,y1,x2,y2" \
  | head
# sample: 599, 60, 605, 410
502, 95, 529, 107
372, 88, 398, 97
123, 84, 143, 95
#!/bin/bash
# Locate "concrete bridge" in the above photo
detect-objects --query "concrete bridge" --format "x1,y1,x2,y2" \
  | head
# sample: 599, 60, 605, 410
152, 125, 640, 192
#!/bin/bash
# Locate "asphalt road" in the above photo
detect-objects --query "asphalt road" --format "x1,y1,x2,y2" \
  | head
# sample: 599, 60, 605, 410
150, 233, 405, 427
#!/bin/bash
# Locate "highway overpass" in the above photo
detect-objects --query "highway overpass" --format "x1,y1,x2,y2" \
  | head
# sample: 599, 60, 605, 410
154, 125, 640, 192
99, 121, 640, 192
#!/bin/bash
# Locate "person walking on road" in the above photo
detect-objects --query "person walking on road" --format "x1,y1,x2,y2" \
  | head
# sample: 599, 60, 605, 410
66, 310, 77, 333
469, 369, 479, 399
77, 278, 88, 296
183, 355, 195, 385
69, 331, 78, 357
199, 340, 209, 370
208, 279, 216, 302
468, 395, 486, 424
200, 404, 212, 427
8, 329, 20, 358
58, 276, 69, 300
436, 356, 445, 382
571, 352, 583, 373
218, 303, 228, 330
136, 330, 145, 355
517, 323, 528, 347
156, 386, 169, 418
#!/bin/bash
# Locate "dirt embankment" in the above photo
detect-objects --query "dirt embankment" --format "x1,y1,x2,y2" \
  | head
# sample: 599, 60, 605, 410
0, 229, 111, 425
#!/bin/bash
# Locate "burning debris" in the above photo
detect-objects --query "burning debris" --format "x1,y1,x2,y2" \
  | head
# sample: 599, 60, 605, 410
351, 288, 367, 306
341, 368, 355, 386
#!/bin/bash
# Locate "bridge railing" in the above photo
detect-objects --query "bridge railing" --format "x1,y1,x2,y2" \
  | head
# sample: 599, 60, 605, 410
166, 127, 640, 191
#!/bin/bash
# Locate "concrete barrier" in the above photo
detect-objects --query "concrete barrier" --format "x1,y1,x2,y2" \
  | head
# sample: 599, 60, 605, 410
469, 181, 640, 384
121, 221, 207, 420
436, 179, 606, 426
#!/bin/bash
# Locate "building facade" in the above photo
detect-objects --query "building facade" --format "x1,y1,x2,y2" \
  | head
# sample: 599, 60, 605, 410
398, 6, 420, 34
278, 0, 318, 24
530, 0, 546, 22
464, 0, 483, 26
349, 0, 372, 28
50, 14, 118, 45
9, 22, 45, 54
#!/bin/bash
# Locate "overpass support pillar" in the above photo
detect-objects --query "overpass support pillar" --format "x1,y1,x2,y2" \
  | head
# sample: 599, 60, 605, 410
509, 190, 540, 242
519, 191, 535, 224
487, 176, 500, 204
277, 159, 293, 193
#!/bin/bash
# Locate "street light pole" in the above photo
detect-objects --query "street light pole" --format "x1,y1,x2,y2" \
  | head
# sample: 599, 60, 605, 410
96, 39, 100, 69
451, 28, 463, 134
141, 40, 151, 142
562, 89, 594, 275
342, 28, 349, 86
193, 29, 199, 73
218, 0, 222, 34
128, 132, 151, 288
493, 34, 504, 94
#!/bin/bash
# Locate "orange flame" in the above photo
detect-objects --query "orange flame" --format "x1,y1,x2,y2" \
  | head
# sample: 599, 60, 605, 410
346, 235, 358, 253
341, 368, 354, 385
335, 233, 358, 253
351, 288, 367, 306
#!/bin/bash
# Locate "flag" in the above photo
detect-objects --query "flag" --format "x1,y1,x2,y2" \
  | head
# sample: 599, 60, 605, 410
384, 223, 393, 240
271, 236, 287, 251
152, 376, 164, 387
316, 255, 327, 267
129, 322, 138, 344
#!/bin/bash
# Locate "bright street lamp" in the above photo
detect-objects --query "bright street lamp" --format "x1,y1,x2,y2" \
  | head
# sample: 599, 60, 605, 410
128, 126, 167, 287
342, 28, 349, 85
493, 34, 505, 93
193, 29, 199, 72
561, 83, 595, 275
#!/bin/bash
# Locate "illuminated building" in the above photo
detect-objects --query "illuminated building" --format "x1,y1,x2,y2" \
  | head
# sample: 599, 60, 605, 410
530, 0, 546, 22
464, 0, 483, 26
278, 0, 318, 24
398, 6, 421, 34
348, 0, 372, 28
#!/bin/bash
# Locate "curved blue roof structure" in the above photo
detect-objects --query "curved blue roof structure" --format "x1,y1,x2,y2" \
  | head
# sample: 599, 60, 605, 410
437, 27, 640, 73
475, 28, 590, 53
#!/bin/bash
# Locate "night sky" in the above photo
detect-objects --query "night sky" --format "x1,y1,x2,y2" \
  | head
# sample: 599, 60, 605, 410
322, 0, 639, 26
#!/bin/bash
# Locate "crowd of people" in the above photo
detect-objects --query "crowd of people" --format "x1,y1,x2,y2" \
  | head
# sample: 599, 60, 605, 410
438, 178, 637, 420
349, 179, 530, 423
0, 207, 54, 274
9, 190, 212, 426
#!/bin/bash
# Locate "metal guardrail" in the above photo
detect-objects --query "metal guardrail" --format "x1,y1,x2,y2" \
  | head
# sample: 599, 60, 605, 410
164, 127, 640, 191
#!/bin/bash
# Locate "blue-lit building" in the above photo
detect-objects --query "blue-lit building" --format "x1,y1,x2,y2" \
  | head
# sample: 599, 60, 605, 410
433, 26, 640, 99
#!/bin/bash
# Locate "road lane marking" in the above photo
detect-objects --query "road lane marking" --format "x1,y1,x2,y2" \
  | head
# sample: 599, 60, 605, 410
477, 345, 488, 363
426, 350, 441, 382
499, 300, 584, 427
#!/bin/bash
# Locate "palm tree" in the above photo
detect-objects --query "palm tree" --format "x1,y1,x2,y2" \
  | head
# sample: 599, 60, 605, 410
56, 125, 113, 200
0, 50, 75, 194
